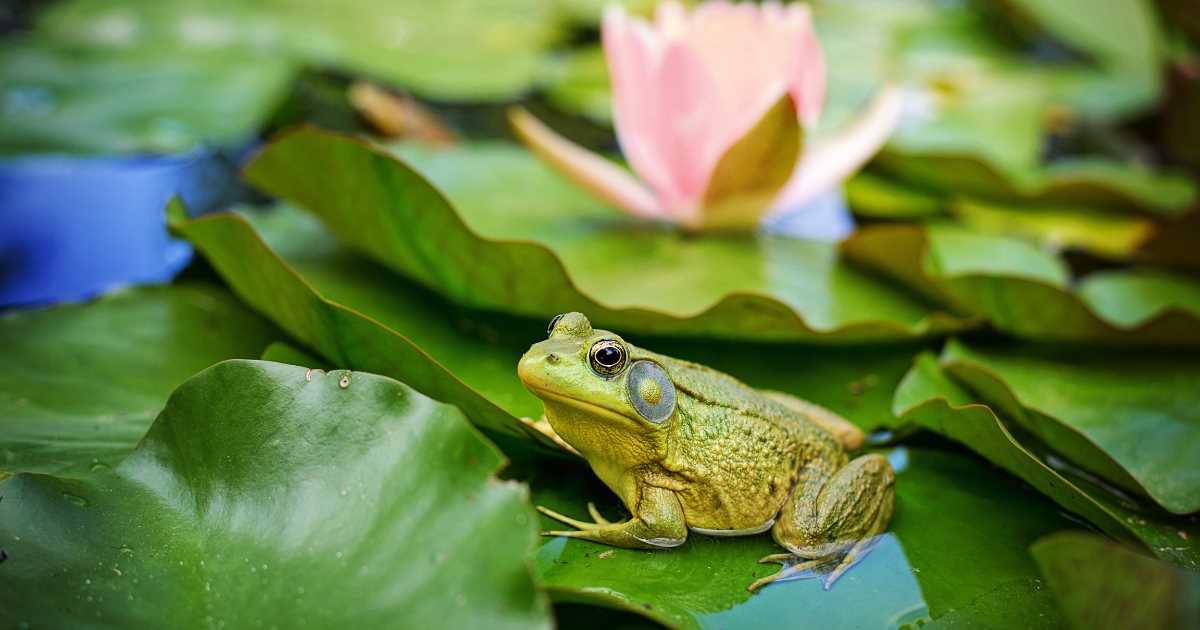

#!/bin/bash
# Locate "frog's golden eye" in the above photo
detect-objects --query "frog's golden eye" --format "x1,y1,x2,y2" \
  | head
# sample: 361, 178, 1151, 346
547, 313, 565, 337
588, 339, 627, 377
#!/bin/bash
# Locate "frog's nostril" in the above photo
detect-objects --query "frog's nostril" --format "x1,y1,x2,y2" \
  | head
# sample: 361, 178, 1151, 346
546, 353, 560, 364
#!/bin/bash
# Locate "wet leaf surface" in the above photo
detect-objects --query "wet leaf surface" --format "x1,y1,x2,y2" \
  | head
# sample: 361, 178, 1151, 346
0, 360, 550, 629
0, 283, 278, 477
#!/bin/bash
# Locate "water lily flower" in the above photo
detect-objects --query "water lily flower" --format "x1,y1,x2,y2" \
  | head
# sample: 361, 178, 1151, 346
511, 0, 901, 237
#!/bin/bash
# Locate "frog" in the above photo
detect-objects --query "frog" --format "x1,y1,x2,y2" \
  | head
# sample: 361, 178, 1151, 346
517, 312, 895, 591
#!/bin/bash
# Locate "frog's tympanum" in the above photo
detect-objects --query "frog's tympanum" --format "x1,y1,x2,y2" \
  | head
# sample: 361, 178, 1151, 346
518, 313, 895, 591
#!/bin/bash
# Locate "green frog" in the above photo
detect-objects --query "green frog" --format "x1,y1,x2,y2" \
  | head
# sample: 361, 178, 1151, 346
518, 312, 895, 591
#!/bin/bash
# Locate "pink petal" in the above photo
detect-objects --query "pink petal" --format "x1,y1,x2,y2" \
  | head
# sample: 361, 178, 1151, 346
643, 40, 725, 218
603, 7, 677, 212
770, 83, 903, 214
508, 107, 664, 219
681, 1, 825, 130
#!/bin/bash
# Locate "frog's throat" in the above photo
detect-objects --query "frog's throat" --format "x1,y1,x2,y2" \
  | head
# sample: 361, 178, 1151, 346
526, 385, 639, 428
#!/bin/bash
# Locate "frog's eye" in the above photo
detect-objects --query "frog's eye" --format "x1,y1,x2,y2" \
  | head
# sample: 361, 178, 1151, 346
588, 339, 627, 377
627, 360, 675, 424
547, 313, 565, 337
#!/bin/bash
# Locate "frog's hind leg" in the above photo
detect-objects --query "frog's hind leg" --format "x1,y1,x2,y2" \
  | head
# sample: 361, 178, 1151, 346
750, 453, 895, 592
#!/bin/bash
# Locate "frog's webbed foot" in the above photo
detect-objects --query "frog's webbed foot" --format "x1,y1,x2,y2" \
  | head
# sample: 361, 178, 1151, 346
519, 415, 582, 457
747, 556, 828, 592
749, 537, 881, 592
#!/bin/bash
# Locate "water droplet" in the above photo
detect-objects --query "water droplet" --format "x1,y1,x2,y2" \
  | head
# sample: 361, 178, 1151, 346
119, 546, 134, 556
84, 579, 92, 585
339, 488, 348, 497
455, 594, 467, 607
338, 374, 351, 389
205, 581, 212, 592
61, 493, 89, 507
111, 566, 122, 577
335, 551, 344, 559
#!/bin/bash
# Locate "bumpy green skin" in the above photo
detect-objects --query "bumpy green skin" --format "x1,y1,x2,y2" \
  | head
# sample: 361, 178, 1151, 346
518, 313, 895, 590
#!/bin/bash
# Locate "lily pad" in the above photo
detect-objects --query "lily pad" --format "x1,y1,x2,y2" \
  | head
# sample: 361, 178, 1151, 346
38, 0, 559, 101
0, 283, 278, 477
875, 155, 1196, 218
941, 339, 1200, 514
844, 171, 944, 220
950, 198, 1154, 259
999, 0, 1161, 78
526, 446, 1071, 629
842, 223, 1200, 345
0, 360, 550, 628
241, 127, 970, 342
1031, 531, 1200, 630
892, 353, 1200, 569
0, 41, 294, 154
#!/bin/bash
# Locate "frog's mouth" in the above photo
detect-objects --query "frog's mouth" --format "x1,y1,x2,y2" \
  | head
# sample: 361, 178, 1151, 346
524, 385, 639, 426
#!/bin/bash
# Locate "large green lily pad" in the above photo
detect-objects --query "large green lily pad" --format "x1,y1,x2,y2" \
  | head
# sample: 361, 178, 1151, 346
241, 127, 970, 342
0, 40, 294, 154
38, 0, 559, 101
941, 340, 1200, 514
1031, 532, 1200, 630
0, 283, 278, 477
526, 446, 1071, 629
0, 360, 549, 628
892, 353, 1200, 569
843, 223, 1200, 345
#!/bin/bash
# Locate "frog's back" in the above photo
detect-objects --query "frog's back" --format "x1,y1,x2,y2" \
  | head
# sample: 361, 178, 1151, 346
641, 349, 841, 531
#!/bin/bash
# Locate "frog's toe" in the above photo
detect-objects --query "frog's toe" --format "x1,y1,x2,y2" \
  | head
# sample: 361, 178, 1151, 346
586, 502, 612, 525
757, 553, 794, 565
537, 505, 604, 530
747, 558, 824, 593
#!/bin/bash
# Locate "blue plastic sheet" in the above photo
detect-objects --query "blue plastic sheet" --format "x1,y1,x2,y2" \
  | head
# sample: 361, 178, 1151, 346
0, 148, 237, 307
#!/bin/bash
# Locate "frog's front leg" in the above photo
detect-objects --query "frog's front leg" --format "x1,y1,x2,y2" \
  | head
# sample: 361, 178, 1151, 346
538, 485, 687, 549
750, 453, 895, 592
